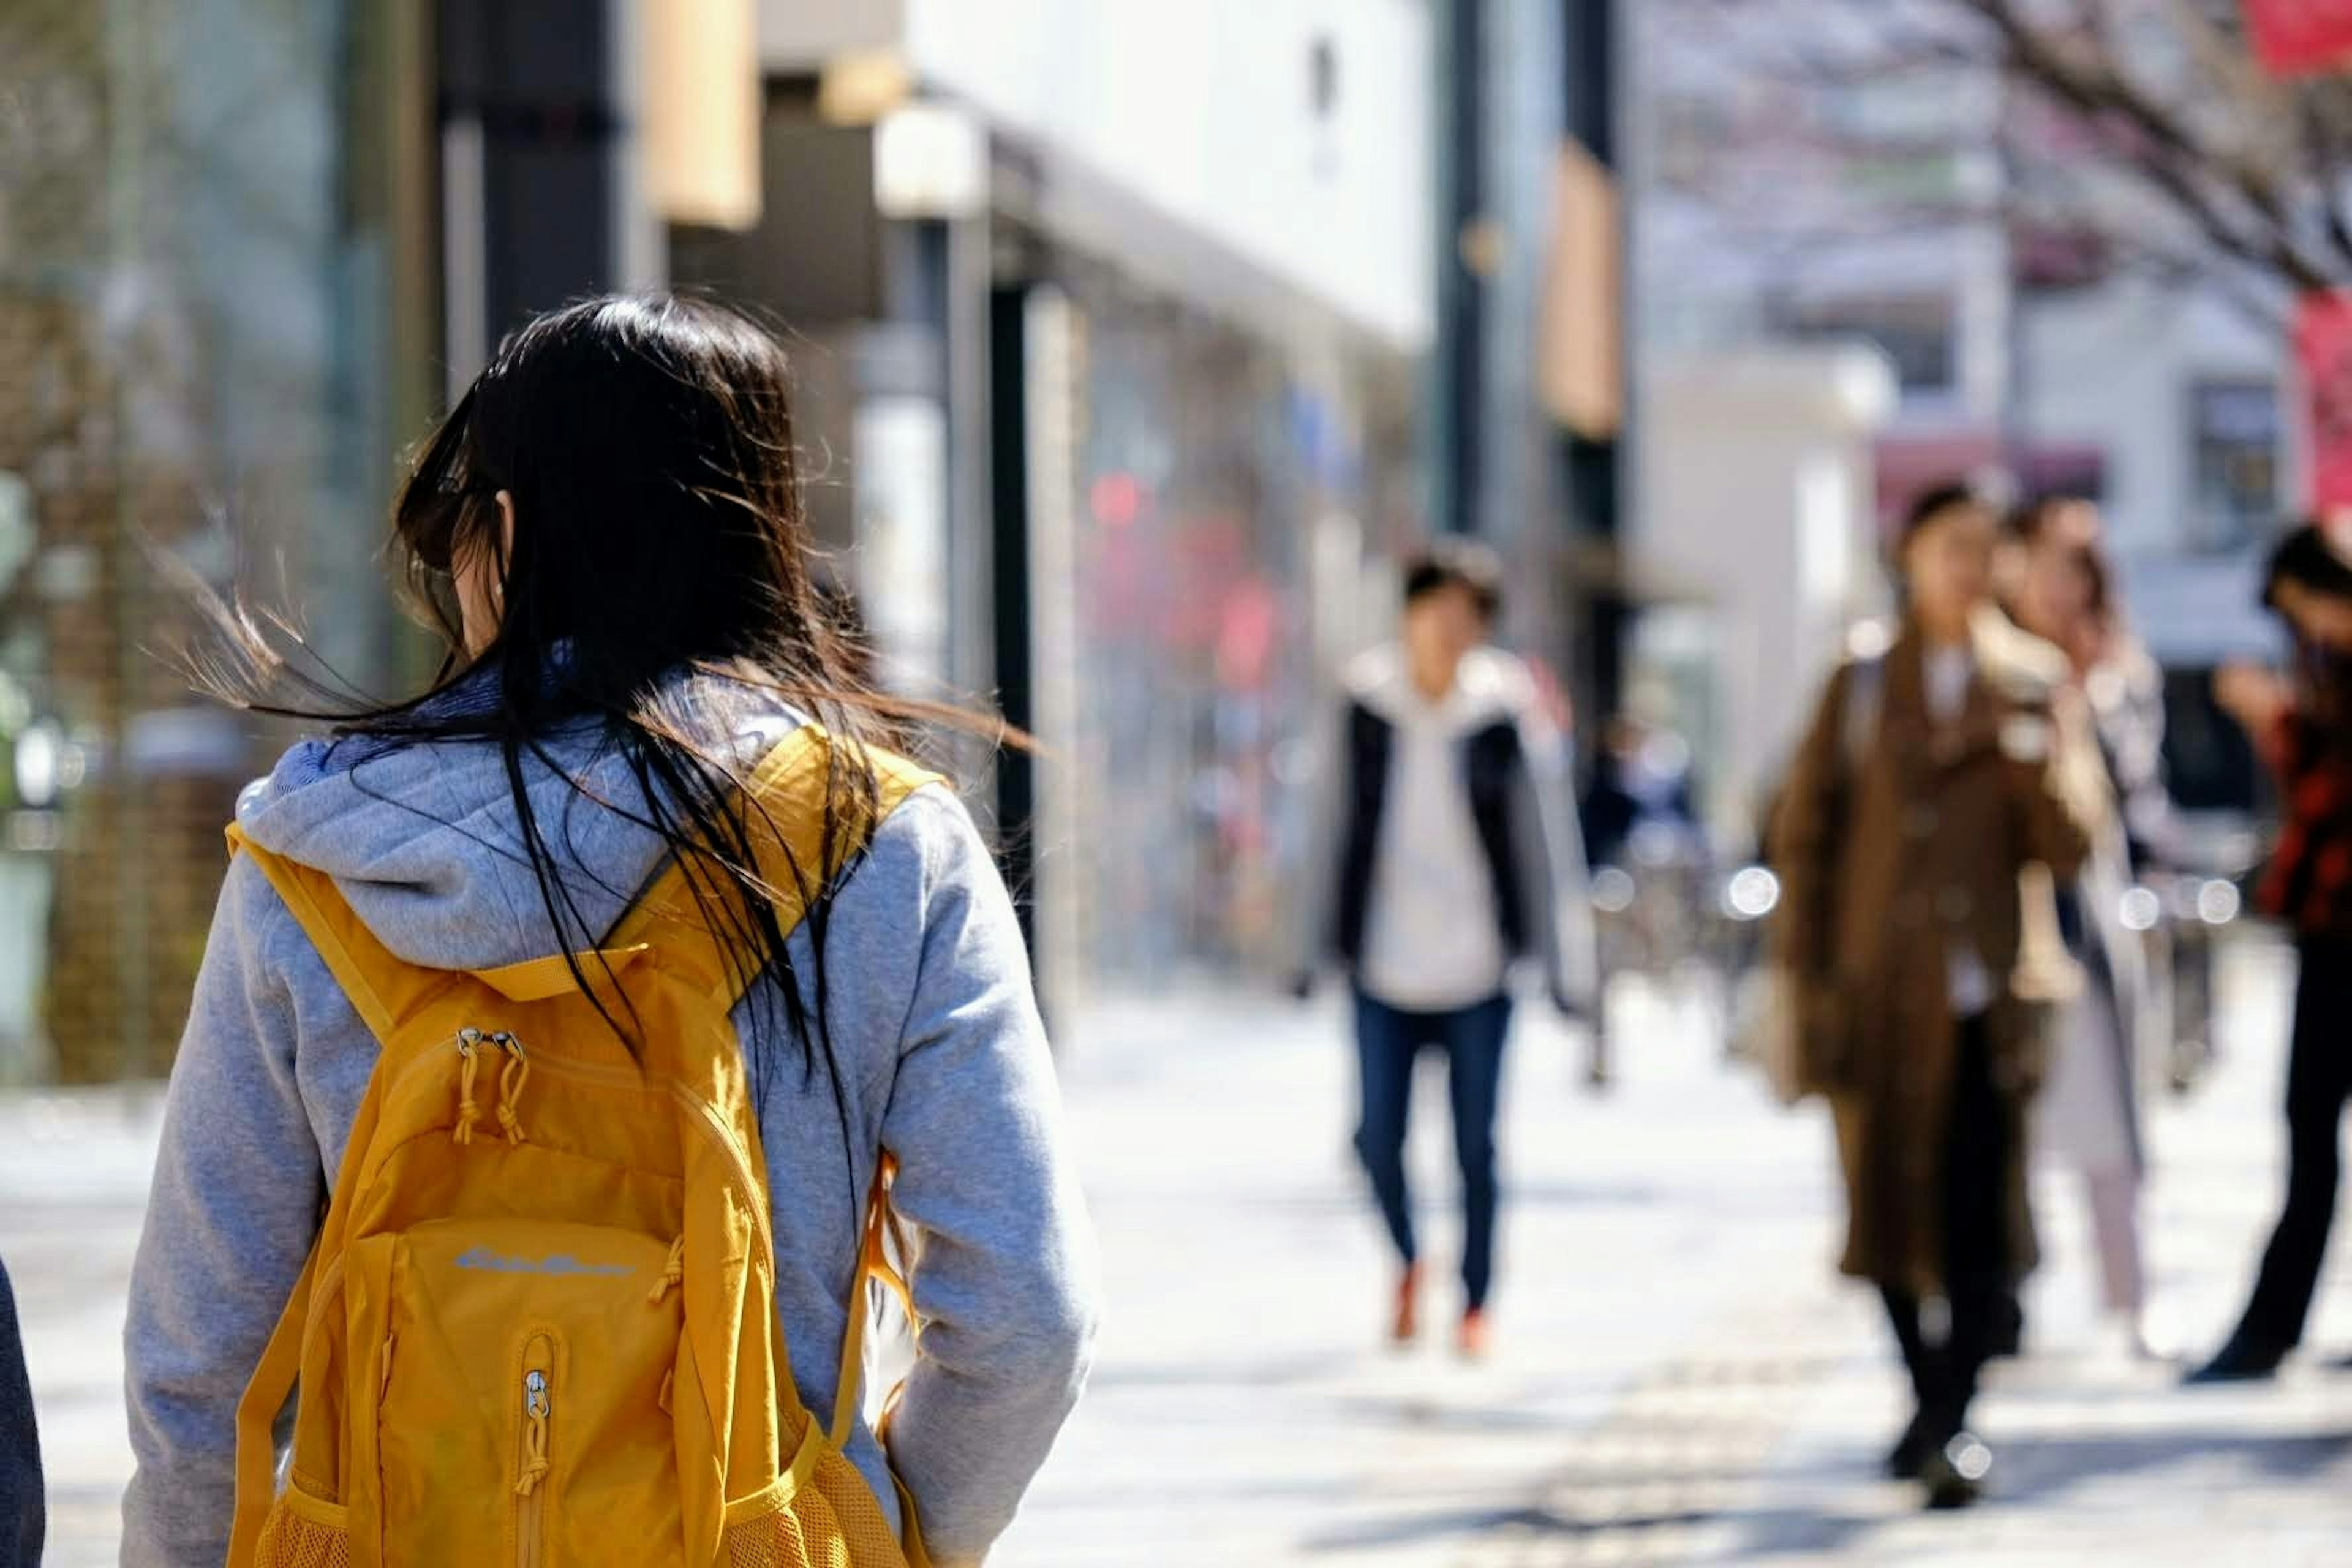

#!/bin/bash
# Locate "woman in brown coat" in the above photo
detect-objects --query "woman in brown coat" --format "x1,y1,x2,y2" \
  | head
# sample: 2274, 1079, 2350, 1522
1771, 480, 2091, 1507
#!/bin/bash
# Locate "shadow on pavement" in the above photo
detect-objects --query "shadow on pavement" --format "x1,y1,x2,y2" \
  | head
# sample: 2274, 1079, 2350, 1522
1080, 1350, 1369, 1390
1298, 1502, 1714, 1555
1996, 1423, 2352, 1499
1282, 1414, 2352, 1562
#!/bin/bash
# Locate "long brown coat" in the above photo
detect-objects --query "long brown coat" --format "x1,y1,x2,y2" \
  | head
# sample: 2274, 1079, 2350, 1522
1770, 611, 2093, 1292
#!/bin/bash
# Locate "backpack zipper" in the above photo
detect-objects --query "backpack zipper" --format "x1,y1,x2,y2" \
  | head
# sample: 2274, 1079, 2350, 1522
513, 1334, 553, 1568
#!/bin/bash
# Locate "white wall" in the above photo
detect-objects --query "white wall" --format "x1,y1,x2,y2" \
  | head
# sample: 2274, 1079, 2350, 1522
900, 0, 1433, 351
758, 0, 905, 66
2019, 278, 2283, 553
1638, 348, 1898, 830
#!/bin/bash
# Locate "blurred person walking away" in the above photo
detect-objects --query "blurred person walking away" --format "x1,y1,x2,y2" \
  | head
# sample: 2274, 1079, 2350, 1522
0, 1259, 42, 1567
1771, 481, 2091, 1508
1581, 714, 1704, 875
2187, 523, 2352, 1384
1581, 714, 1708, 1042
2002, 497, 2167, 1360
122, 295, 1098, 1567
1307, 541, 1597, 1359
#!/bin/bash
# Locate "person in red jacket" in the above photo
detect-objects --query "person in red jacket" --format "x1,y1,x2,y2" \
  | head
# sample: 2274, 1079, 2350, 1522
2190, 522, 2352, 1382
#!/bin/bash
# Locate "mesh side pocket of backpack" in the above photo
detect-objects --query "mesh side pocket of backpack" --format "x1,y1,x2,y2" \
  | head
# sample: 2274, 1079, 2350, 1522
720, 1480, 824, 1568
251, 1496, 353, 1568
721, 1450, 910, 1568
812, 1450, 912, 1565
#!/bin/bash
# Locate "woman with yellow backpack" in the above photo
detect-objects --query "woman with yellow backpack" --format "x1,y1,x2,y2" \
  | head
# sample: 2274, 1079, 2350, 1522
121, 295, 1099, 1566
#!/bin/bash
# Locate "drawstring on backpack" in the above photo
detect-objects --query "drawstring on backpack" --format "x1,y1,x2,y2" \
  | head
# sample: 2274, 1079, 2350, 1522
493, 1033, 530, 1145
452, 1028, 485, 1145
451, 1028, 530, 1145
647, 1236, 686, 1306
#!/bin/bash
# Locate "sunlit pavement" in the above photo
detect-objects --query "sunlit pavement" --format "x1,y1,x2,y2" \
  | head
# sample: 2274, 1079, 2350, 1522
1001, 940, 2352, 1567
9, 940, 2352, 1566
2, 1084, 159, 1566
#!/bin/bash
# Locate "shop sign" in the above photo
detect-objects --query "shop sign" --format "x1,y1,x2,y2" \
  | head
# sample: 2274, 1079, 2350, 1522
2296, 290, 2352, 509
2246, 0, 2352, 77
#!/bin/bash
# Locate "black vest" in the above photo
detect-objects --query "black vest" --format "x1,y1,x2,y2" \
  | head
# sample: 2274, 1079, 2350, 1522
1332, 701, 1532, 969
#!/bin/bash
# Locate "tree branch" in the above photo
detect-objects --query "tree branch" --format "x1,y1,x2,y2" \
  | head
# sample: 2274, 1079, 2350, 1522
1957, 0, 2347, 288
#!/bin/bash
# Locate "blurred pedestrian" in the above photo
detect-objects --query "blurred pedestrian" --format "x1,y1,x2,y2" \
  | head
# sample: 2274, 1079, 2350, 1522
1306, 541, 1597, 1358
0, 1258, 42, 1568
1770, 480, 2091, 1507
2002, 497, 2164, 1359
1581, 713, 1703, 873
122, 295, 1097, 1566
2187, 522, 2352, 1383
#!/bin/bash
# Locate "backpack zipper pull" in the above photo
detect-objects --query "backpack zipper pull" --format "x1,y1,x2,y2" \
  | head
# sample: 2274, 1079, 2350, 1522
452, 1029, 484, 1145
493, 1032, 530, 1145
646, 1236, 685, 1306
515, 1366, 551, 1496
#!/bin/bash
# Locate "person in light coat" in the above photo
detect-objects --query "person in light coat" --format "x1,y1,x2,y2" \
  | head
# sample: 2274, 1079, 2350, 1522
2002, 497, 2165, 1357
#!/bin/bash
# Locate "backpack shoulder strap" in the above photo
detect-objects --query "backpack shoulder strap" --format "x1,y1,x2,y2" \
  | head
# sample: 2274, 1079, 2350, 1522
227, 724, 943, 1030
611, 724, 942, 1011
220, 837, 434, 1564
224, 824, 413, 1044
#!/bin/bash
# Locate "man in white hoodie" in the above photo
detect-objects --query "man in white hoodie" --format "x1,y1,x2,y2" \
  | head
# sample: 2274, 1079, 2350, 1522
1310, 542, 1597, 1356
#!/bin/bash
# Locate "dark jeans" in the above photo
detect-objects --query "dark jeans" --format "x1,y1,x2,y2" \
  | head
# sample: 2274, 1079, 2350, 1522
1880, 1015, 2011, 1434
2235, 937, 2352, 1352
1352, 988, 1513, 1311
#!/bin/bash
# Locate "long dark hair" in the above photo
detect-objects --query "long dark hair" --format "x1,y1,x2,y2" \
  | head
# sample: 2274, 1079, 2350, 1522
200, 293, 968, 1121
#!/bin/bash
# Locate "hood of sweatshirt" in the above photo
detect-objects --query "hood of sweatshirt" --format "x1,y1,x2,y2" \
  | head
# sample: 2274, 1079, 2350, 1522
232, 673, 798, 971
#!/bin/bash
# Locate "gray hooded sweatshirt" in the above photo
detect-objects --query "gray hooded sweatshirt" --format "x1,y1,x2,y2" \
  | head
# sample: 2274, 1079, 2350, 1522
121, 702, 1099, 1567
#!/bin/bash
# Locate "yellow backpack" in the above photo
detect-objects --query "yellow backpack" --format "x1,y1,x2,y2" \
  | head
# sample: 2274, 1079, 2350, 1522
223, 727, 937, 1567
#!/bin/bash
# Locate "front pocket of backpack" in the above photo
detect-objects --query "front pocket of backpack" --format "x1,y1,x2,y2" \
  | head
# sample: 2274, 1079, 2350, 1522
368, 1217, 684, 1564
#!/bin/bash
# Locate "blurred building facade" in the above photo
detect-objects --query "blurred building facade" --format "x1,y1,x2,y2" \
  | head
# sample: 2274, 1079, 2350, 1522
0, 0, 754, 1084
1628, 0, 2287, 831
725, 1, 1434, 1020
1438, 0, 1627, 750
0, 2, 434, 1082
0, 0, 1468, 1080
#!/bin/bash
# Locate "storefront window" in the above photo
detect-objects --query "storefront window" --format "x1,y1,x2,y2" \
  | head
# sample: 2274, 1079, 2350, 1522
1064, 298, 1321, 984
0, 1, 415, 1082
2187, 378, 2278, 556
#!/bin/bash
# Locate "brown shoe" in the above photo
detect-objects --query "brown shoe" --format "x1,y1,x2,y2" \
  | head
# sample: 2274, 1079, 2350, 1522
1390, 1264, 1423, 1345
1457, 1308, 1491, 1361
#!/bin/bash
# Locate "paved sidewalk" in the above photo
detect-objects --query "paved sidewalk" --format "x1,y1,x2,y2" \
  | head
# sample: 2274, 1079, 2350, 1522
1, 1086, 160, 1564
9, 941, 2352, 1564
992, 980, 1835, 1566
999, 943, 2352, 1566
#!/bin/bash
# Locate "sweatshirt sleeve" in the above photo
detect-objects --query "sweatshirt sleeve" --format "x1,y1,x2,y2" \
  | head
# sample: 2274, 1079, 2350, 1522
876, 793, 1100, 1566
123, 855, 326, 1568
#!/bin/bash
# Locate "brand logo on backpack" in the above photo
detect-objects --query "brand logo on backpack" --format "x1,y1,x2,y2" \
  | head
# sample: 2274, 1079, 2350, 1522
453, 1246, 636, 1278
